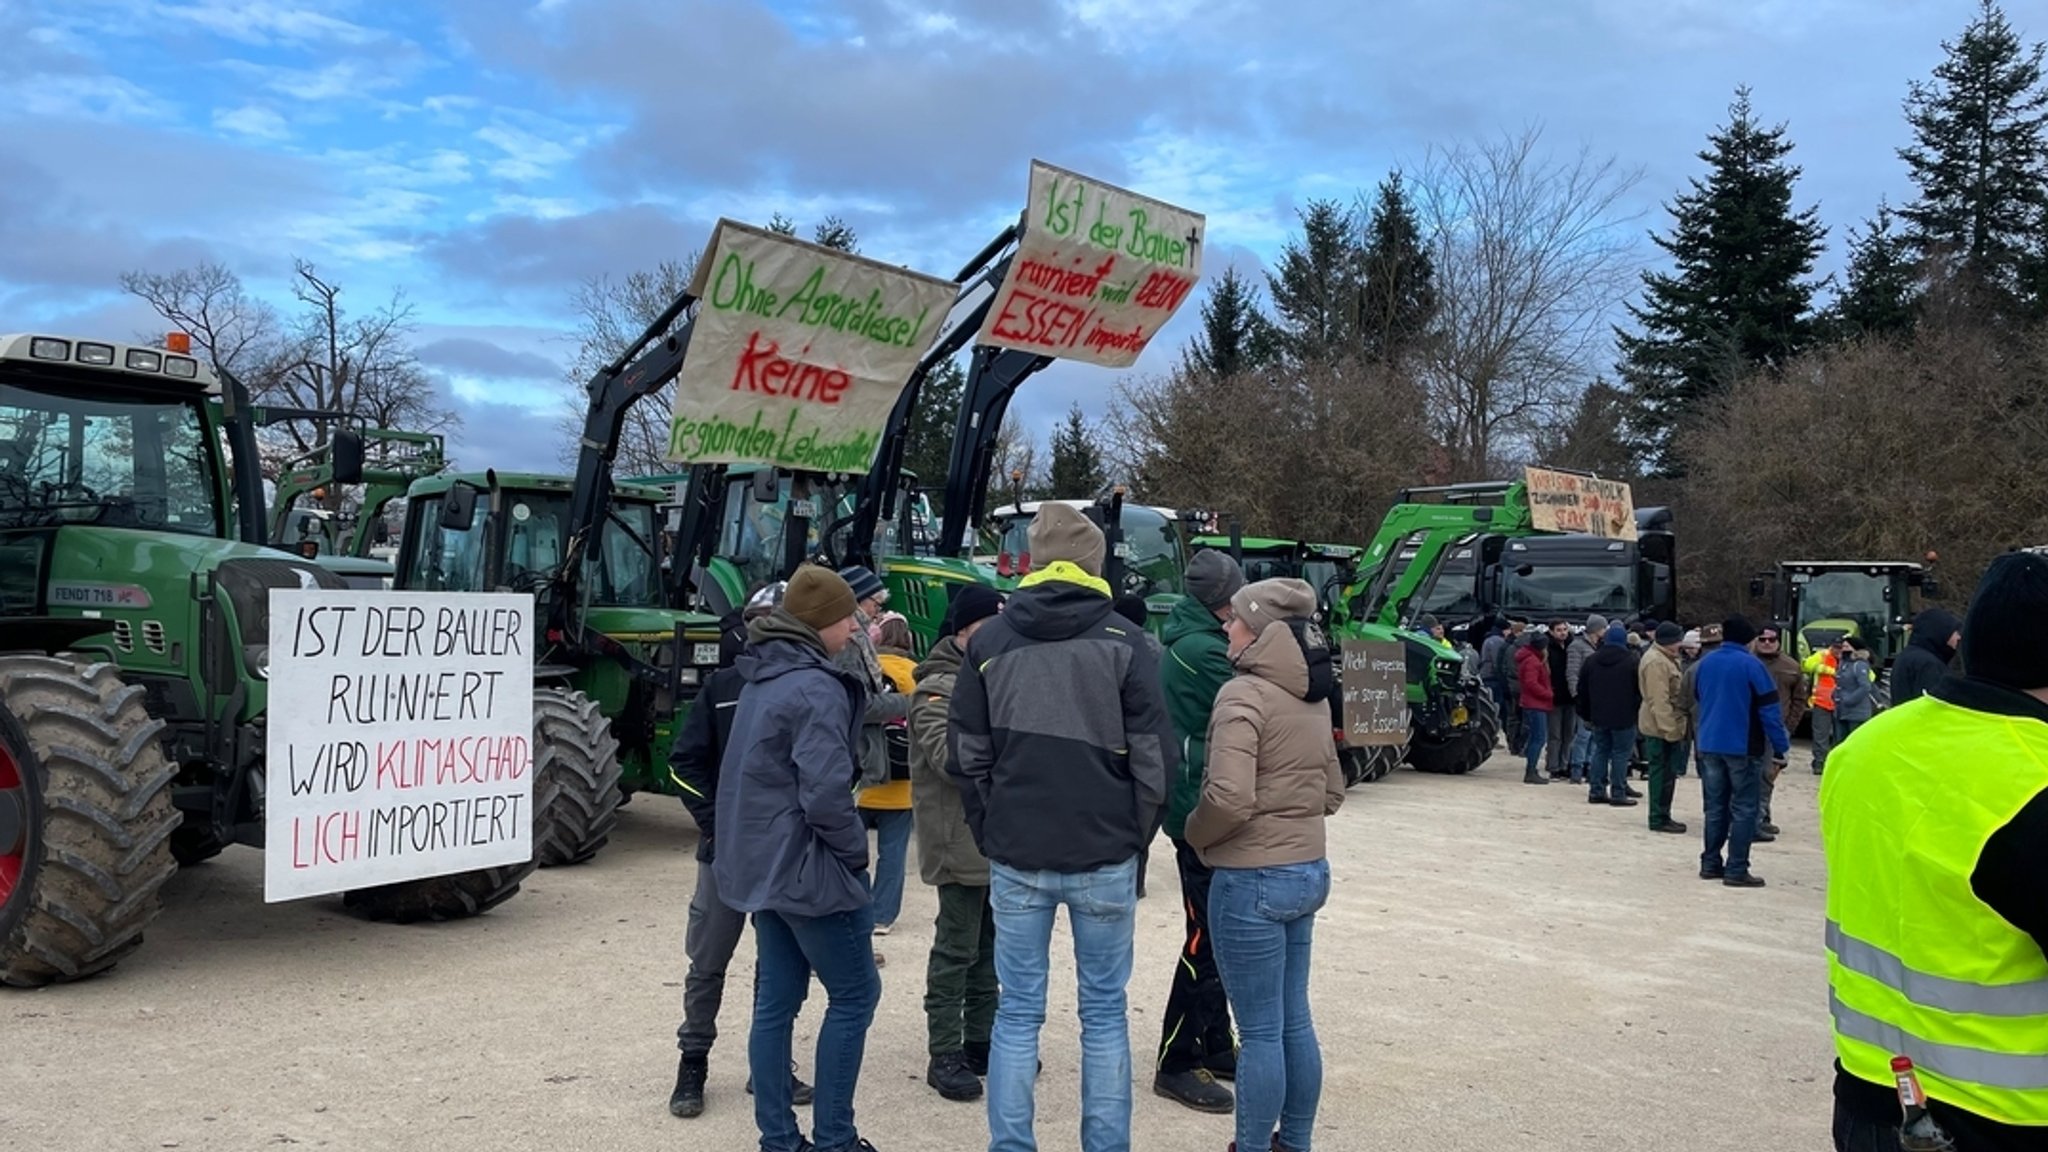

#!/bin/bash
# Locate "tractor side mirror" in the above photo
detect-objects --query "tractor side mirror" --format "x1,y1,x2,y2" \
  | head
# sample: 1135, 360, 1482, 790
1923, 577, 1941, 598
1748, 577, 1765, 599
750, 469, 779, 504
330, 428, 366, 485
374, 518, 391, 545
440, 483, 479, 532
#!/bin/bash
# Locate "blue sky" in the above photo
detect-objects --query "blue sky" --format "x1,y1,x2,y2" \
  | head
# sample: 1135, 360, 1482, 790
0, 0, 1992, 472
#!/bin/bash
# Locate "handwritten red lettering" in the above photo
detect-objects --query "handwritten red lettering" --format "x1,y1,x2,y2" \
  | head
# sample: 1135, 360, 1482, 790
989, 288, 1091, 350
730, 331, 851, 404
1134, 270, 1194, 313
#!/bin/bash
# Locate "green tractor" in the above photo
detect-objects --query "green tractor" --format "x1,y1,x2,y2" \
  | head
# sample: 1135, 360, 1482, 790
1189, 534, 1361, 602
1752, 559, 1940, 704
983, 493, 1205, 639
268, 426, 448, 589
0, 332, 553, 986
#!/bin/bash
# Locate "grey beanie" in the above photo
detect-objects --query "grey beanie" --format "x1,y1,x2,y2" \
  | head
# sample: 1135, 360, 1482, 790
1585, 614, 1609, 636
1185, 550, 1245, 611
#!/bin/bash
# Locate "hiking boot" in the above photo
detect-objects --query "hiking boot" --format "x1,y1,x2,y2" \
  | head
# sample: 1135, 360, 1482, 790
926, 1051, 984, 1102
1153, 1068, 1234, 1113
743, 1066, 814, 1106
962, 1040, 988, 1077
1723, 873, 1767, 889
670, 1055, 707, 1118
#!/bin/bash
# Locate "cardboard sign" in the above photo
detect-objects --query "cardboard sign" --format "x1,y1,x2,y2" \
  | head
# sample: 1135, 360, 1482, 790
264, 590, 536, 902
976, 160, 1205, 368
667, 220, 960, 473
1340, 639, 1409, 746
1523, 466, 1637, 540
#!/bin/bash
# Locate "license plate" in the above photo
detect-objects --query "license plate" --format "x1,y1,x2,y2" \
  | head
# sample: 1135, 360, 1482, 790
692, 642, 721, 665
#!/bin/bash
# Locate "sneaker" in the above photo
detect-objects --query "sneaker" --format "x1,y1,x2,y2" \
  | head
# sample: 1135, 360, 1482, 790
1153, 1068, 1234, 1113
743, 1067, 814, 1107
1650, 820, 1688, 834
873, 922, 893, 937
669, 1055, 706, 1118
927, 1051, 984, 1102
1723, 874, 1767, 889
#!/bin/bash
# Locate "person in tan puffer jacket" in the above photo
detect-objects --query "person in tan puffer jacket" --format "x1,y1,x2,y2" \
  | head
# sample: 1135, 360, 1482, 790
1184, 578, 1342, 1152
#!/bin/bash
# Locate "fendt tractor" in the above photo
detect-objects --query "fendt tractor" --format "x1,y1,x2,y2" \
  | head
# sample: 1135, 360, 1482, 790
1751, 558, 1940, 705
392, 468, 720, 859
1189, 532, 1362, 604
0, 333, 555, 987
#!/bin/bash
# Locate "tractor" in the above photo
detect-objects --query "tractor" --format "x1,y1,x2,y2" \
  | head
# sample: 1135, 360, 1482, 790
984, 494, 1205, 639
1751, 559, 1939, 704
0, 332, 554, 987
269, 426, 448, 589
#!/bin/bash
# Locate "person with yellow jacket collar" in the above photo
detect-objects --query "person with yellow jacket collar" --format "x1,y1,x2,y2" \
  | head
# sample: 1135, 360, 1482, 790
1820, 552, 2048, 1150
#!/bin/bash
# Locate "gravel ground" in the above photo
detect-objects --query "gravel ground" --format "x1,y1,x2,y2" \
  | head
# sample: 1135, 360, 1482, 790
3, 744, 1835, 1152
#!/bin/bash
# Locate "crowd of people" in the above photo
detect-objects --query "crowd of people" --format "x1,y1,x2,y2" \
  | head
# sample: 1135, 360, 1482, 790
1474, 603, 1962, 888
665, 505, 1341, 1152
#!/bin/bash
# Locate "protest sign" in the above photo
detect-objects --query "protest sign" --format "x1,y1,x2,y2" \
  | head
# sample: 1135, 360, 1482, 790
666, 220, 960, 473
976, 160, 1205, 368
1340, 639, 1409, 746
264, 590, 535, 902
1523, 466, 1638, 540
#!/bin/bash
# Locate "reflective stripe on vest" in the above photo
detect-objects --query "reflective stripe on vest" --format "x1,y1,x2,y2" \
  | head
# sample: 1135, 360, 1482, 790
1820, 696, 2048, 1126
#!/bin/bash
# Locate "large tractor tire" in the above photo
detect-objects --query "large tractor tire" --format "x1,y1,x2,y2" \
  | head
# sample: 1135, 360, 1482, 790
0, 656, 179, 988
530, 686, 622, 868
1340, 743, 1404, 786
341, 767, 562, 925
1407, 694, 1497, 776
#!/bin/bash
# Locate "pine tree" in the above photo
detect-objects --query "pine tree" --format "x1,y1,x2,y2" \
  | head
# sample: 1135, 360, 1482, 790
1826, 202, 1919, 340
1617, 86, 1827, 474
765, 213, 860, 253
1897, 0, 2048, 313
1265, 199, 1362, 362
1182, 266, 1277, 378
1357, 171, 1437, 362
901, 355, 963, 510
1045, 404, 1106, 499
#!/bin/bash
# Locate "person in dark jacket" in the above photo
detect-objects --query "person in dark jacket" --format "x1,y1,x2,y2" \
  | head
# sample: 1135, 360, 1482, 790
949, 503, 1175, 1152
668, 582, 814, 1119
909, 586, 1006, 1104
1692, 616, 1791, 889
1576, 622, 1643, 806
712, 565, 881, 1152
1545, 619, 1575, 778
1152, 548, 1243, 1114
1516, 630, 1556, 784
1886, 606, 1963, 713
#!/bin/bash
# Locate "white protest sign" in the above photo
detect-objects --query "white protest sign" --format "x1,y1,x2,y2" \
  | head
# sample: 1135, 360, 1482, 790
1523, 466, 1638, 541
264, 590, 535, 902
666, 220, 961, 473
976, 160, 1206, 368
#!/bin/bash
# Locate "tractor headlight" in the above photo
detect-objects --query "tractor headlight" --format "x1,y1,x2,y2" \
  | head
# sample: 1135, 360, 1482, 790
76, 342, 115, 365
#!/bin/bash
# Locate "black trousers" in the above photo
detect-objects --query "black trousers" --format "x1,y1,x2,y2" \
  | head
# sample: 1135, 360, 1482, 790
1157, 838, 1234, 1074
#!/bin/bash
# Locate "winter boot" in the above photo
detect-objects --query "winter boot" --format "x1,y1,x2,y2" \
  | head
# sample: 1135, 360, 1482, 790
669, 1055, 707, 1118
926, 1051, 985, 1102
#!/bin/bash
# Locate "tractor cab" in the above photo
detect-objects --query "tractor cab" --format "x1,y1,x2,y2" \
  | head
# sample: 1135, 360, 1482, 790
1752, 560, 1938, 664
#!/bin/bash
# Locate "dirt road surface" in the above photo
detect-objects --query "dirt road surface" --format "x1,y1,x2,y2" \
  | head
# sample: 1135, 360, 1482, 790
5, 748, 1833, 1151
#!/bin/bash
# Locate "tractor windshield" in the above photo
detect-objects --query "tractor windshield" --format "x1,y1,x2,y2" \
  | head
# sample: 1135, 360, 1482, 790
1793, 571, 1889, 640
1119, 506, 1186, 597
717, 475, 821, 594
1500, 563, 1635, 615
0, 381, 221, 536
400, 490, 660, 605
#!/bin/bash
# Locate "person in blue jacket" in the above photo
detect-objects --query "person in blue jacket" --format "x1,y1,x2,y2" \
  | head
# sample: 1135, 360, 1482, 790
1690, 615, 1791, 889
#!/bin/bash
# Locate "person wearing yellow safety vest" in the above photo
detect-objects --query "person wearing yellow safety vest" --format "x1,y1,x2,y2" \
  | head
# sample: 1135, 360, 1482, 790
1802, 638, 1843, 775
1820, 551, 2048, 1151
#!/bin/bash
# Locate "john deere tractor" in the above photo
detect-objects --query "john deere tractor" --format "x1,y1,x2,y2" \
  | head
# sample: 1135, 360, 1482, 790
0, 333, 551, 987
268, 426, 447, 588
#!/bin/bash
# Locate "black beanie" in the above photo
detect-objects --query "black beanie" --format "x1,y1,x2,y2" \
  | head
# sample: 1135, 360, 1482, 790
1721, 615, 1758, 646
1960, 552, 2048, 691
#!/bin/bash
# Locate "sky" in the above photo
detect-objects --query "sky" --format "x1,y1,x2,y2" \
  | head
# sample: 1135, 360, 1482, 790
0, 0, 1996, 473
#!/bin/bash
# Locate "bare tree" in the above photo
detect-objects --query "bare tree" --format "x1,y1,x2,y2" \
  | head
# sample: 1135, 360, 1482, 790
554, 257, 698, 475
1410, 127, 1645, 475
987, 420, 1043, 507
119, 263, 284, 375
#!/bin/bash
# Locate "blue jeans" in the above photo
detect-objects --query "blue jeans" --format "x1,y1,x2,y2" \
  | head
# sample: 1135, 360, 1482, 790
988, 856, 1139, 1152
1568, 724, 1594, 780
1698, 753, 1763, 878
867, 808, 912, 928
1588, 725, 1636, 800
1211, 861, 1330, 1152
1522, 707, 1549, 776
750, 905, 881, 1152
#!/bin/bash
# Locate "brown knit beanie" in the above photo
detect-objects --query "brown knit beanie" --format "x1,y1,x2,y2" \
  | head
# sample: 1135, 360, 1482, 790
1028, 503, 1106, 577
1230, 577, 1317, 638
783, 564, 856, 631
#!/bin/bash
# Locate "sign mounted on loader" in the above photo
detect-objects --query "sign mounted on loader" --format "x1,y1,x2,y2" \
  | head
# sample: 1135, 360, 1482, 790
976, 160, 1205, 368
667, 220, 960, 473
1523, 466, 1636, 540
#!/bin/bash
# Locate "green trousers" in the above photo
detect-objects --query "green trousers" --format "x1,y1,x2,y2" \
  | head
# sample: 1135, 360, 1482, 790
1643, 736, 1684, 828
924, 882, 998, 1057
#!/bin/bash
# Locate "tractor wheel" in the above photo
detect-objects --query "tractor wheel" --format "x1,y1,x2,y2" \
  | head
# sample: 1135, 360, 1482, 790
1473, 687, 1502, 749
531, 687, 622, 868
1364, 745, 1403, 782
1406, 695, 1496, 776
340, 766, 561, 925
0, 656, 179, 988
1338, 747, 1367, 788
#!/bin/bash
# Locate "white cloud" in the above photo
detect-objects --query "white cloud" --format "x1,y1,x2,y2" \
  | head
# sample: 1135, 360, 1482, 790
212, 104, 292, 141
474, 122, 579, 183
161, 1, 382, 47
6, 73, 177, 123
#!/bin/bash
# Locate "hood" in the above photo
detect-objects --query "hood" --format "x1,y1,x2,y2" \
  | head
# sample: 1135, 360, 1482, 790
913, 634, 964, 684
1005, 569, 1115, 641
1910, 607, 1962, 660
1162, 592, 1225, 646
1234, 619, 1333, 703
738, 609, 834, 683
